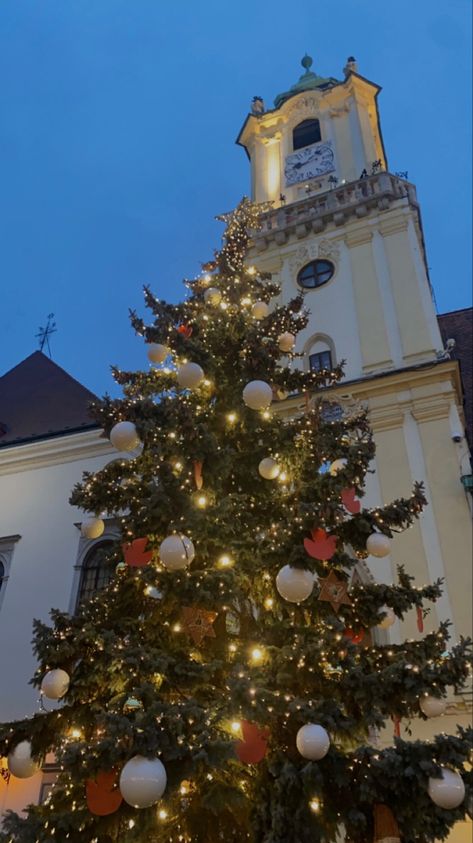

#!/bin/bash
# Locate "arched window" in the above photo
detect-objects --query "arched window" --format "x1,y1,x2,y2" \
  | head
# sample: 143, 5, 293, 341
297, 259, 335, 290
305, 335, 336, 375
76, 541, 115, 609
293, 119, 321, 151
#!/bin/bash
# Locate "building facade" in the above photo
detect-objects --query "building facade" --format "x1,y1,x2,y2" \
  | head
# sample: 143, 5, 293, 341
239, 56, 472, 842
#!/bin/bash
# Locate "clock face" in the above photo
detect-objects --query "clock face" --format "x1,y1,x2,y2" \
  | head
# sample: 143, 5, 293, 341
284, 140, 335, 186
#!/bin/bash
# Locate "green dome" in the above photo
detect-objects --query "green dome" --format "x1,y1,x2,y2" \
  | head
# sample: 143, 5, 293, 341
274, 54, 339, 108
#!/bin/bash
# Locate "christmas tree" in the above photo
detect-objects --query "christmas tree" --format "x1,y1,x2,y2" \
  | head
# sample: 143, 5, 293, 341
0, 200, 471, 843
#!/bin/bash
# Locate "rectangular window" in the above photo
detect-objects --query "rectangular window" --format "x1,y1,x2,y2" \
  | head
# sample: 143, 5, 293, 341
0, 535, 21, 612
309, 350, 332, 372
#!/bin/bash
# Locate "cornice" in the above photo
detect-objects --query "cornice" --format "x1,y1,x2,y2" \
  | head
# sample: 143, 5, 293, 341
0, 429, 114, 476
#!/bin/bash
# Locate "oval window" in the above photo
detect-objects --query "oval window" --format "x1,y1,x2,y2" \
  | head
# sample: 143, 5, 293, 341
297, 259, 334, 289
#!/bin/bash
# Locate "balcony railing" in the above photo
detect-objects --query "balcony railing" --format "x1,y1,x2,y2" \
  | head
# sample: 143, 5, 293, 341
250, 172, 418, 249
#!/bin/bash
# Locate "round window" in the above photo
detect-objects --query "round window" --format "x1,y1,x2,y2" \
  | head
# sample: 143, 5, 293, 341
297, 259, 334, 289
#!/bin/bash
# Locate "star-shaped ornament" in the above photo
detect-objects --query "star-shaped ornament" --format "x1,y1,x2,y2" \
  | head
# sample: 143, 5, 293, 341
317, 570, 351, 613
181, 607, 218, 645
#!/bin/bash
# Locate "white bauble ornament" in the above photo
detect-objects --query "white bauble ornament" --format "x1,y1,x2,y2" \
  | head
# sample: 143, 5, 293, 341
204, 287, 222, 306
278, 332, 295, 353
276, 565, 314, 603
81, 517, 105, 540
296, 724, 330, 761
110, 421, 141, 452
177, 362, 204, 390
428, 768, 465, 810
8, 741, 40, 779
377, 606, 396, 629
366, 533, 391, 558
146, 343, 168, 364
159, 535, 195, 571
252, 301, 269, 320
419, 695, 447, 718
119, 755, 167, 808
329, 458, 347, 476
41, 669, 70, 700
243, 380, 273, 411
258, 457, 280, 480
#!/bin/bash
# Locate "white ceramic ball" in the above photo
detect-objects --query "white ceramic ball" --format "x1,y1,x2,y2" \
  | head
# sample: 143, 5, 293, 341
329, 458, 347, 476
81, 517, 105, 540
243, 380, 273, 411
428, 768, 465, 810
110, 421, 141, 452
8, 741, 40, 779
377, 606, 396, 629
119, 755, 167, 808
41, 669, 70, 701
276, 565, 314, 603
252, 301, 269, 320
420, 695, 447, 718
366, 533, 391, 558
204, 287, 222, 306
146, 343, 168, 364
296, 724, 330, 761
258, 457, 280, 480
159, 534, 195, 571
177, 362, 204, 390
278, 332, 295, 353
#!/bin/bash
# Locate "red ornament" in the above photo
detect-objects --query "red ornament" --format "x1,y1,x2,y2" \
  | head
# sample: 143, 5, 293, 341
86, 770, 123, 816
392, 715, 401, 738
122, 537, 153, 568
416, 606, 424, 633
235, 721, 269, 764
304, 528, 337, 561
193, 460, 203, 490
177, 324, 193, 338
341, 488, 361, 515
343, 627, 365, 645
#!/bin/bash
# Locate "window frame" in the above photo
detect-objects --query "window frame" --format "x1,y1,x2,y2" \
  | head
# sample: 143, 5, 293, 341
292, 119, 322, 151
297, 259, 335, 290
70, 521, 121, 614
0, 534, 21, 612
75, 540, 116, 609
309, 349, 333, 373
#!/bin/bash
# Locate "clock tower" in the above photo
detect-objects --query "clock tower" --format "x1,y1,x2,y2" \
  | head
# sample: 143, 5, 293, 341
236, 61, 473, 818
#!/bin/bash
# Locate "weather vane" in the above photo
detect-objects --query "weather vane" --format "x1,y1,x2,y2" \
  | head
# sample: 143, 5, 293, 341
36, 313, 57, 358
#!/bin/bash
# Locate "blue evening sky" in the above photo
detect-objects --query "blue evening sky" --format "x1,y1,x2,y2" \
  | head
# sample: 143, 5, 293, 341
0, 0, 471, 396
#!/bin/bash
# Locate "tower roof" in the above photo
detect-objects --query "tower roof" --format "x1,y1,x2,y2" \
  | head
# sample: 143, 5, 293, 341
274, 54, 340, 108
0, 351, 98, 447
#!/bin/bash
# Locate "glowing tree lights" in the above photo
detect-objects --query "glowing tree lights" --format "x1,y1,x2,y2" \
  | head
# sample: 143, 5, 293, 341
0, 200, 471, 843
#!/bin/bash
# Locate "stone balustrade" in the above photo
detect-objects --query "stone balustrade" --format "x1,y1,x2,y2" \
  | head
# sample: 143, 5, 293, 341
250, 172, 418, 250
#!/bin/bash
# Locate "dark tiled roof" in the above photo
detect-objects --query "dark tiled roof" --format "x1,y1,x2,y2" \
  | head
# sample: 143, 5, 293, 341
0, 352, 98, 447
438, 308, 473, 446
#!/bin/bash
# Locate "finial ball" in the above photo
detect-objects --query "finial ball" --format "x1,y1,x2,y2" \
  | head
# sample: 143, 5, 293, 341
301, 54, 313, 70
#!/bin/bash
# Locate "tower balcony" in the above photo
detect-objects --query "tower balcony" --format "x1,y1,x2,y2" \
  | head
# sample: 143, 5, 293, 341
251, 172, 418, 250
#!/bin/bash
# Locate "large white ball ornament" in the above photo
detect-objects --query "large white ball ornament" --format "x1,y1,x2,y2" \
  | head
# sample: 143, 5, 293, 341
296, 724, 330, 761
8, 742, 40, 779
41, 669, 70, 701
81, 517, 105, 540
377, 606, 396, 629
119, 755, 167, 808
110, 421, 141, 452
329, 458, 347, 476
252, 301, 269, 320
420, 695, 447, 718
177, 362, 204, 390
204, 287, 222, 306
146, 343, 168, 364
258, 457, 280, 480
428, 768, 465, 810
366, 533, 391, 558
159, 534, 195, 571
276, 565, 314, 603
243, 380, 273, 411
278, 332, 295, 353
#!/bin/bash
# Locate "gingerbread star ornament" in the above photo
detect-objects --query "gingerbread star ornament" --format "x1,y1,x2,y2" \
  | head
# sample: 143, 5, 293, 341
317, 570, 352, 613
181, 607, 218, 645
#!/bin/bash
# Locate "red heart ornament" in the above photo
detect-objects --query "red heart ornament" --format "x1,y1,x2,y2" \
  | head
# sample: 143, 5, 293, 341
122, 537, 153, 568
304, 528, 337, 560
341, 488, 361, 515
86, 771, 123, 816
343, 627, 365, 645
235, 721, 269, 764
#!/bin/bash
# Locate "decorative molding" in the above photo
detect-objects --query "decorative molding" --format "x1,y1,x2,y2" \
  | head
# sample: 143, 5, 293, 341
0, 429, 114, 476
288, 243, 318, 274
286, 94, 321, 117
344, 228, 373, 248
